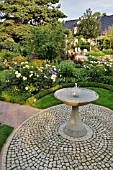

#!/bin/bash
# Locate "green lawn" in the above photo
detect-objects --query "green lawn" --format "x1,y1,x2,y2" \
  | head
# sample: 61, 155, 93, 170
32, 93, 62, 109
89, 87, 113, 110
0, 124, 14, 152
32, 87, 113, 110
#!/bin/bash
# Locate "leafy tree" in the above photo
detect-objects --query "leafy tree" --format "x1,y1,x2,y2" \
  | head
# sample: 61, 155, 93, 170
0, 0, 66, 50
107, 26, 113, 49
93, 12, 101, 17
77, 8, 101, 39
93, 12, 106, 17
24, 24, 66, 60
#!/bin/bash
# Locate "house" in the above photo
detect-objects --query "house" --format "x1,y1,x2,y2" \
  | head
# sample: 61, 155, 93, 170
97, 15, 113, 35
63, 19, 79, 35
63, 15, 113, 36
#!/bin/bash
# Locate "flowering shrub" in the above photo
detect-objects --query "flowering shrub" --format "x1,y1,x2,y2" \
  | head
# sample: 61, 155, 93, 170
82, 56, 113, 81
3, 61, 62, 94
12, 56, 27, 64
0, 59, 10, 71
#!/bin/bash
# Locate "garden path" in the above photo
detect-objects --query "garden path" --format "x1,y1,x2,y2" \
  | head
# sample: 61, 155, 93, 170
0, 100, 42, 169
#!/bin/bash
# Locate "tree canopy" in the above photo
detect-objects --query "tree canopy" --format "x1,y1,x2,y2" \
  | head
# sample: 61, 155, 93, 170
0, 0, 66, 50
77, 8, 101, 39
22, 24, 66, 60
0, 0, 66, 24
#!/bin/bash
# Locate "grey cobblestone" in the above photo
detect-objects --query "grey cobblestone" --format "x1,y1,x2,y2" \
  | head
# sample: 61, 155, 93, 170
2, 104, 113, 170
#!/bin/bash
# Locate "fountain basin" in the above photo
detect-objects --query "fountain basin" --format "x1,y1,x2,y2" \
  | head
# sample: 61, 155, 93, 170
54, 88, 99, 106
54, 87, 99, 138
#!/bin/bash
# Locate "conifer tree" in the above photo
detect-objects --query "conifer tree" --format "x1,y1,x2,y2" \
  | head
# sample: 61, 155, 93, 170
0, 0, 66, 49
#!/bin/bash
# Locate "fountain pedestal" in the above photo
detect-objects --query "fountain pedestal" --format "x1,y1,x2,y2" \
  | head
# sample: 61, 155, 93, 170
54, 87, 99, 138
64, 106, 87, 137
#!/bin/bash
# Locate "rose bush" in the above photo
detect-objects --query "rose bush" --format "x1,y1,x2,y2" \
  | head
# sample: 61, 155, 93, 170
2, 61, 62, 94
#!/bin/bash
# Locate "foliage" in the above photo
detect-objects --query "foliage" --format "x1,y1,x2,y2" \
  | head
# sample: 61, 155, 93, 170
11, 56, 28, 63
77, 8, 101, 39
103, 49, 113, 55
86, 51, 105, 56
99, 76, 113, 85
72, 68, 88, 82
56, 61, 75, 77
25, 24, 66, 60
0, 62, 7, 71
0, 125, 14, 151
26, 85, 61, 105
0, 0, 66, 50
1, 0, 66, 24
29, 59, 46, 67
80, 42, 90, 50
0, 88, 31, 104
107, 26, 113, 49
97, 37, 110, 50
93, 12, 106, 17
1, 61, 63, 97
0, 52, 113, 104
82, 56, 113, 81
0, 70, 8, 84
0, 50, 20, 61
0, 21, 31, 50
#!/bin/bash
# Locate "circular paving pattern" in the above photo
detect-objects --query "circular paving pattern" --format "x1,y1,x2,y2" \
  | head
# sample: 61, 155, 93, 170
2, 104, 113, 170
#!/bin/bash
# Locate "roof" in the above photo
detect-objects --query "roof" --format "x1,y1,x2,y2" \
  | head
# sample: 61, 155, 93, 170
63, 19, 79, 29
97, 15, 113, 33
63, 15, 113, 33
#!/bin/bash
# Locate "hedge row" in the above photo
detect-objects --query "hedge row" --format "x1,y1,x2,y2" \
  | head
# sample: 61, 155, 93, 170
26, 82, 113, 105
86, 51, 105, 57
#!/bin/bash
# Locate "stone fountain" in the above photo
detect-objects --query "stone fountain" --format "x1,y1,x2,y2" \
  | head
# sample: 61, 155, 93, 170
54, 83, 99, 139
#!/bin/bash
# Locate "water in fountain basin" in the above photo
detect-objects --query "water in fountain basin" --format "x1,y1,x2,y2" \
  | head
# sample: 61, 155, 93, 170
72, 83, 80, 97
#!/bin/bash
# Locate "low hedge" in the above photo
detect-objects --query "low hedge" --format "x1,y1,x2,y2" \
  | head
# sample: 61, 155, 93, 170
103, 49, 113, 55
26, 82, 113, 105
26, 85, 61, 105
78, 82, 113, 91
86, 51, 105, 57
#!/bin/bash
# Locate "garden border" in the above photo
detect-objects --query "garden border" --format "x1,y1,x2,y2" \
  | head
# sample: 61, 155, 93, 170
26, 82, 113, 105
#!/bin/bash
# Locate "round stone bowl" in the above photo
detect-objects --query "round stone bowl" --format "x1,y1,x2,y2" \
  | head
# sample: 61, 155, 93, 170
54, 87, 99, 106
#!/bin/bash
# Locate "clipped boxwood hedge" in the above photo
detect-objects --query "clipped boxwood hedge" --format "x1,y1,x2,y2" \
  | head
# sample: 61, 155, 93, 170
86, 51, 105, 57
26, 82, 113, 105
26, 85, 61, 105
103, 49, 113, 55
78, 82, 113, 92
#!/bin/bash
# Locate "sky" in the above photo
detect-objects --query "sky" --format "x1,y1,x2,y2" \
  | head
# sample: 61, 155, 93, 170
59, 0, 113, 20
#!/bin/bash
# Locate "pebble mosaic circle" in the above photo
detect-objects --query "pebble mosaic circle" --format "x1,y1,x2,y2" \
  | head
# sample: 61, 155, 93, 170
3, 104, 113, 170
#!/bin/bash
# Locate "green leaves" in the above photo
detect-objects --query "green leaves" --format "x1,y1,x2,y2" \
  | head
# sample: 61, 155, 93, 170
77, 8, 101, 39
0, 0, 66, 50
26, 24, 65, 60
1, 0, 65, 24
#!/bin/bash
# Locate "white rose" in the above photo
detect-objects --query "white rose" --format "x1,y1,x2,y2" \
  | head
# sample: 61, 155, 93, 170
23, 76, 27, 80
16, 73, 21, 78
25, 87, 28, 90
44, 75, 47, 78
51, 74, 57, 82
15, 71, 18, 74
29, 74, 33, 77
30, 71, 33, 73
37, 74, 39, 77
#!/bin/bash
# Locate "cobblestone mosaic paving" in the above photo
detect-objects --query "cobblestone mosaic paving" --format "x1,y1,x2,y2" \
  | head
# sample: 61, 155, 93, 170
2, 104, 113, 170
